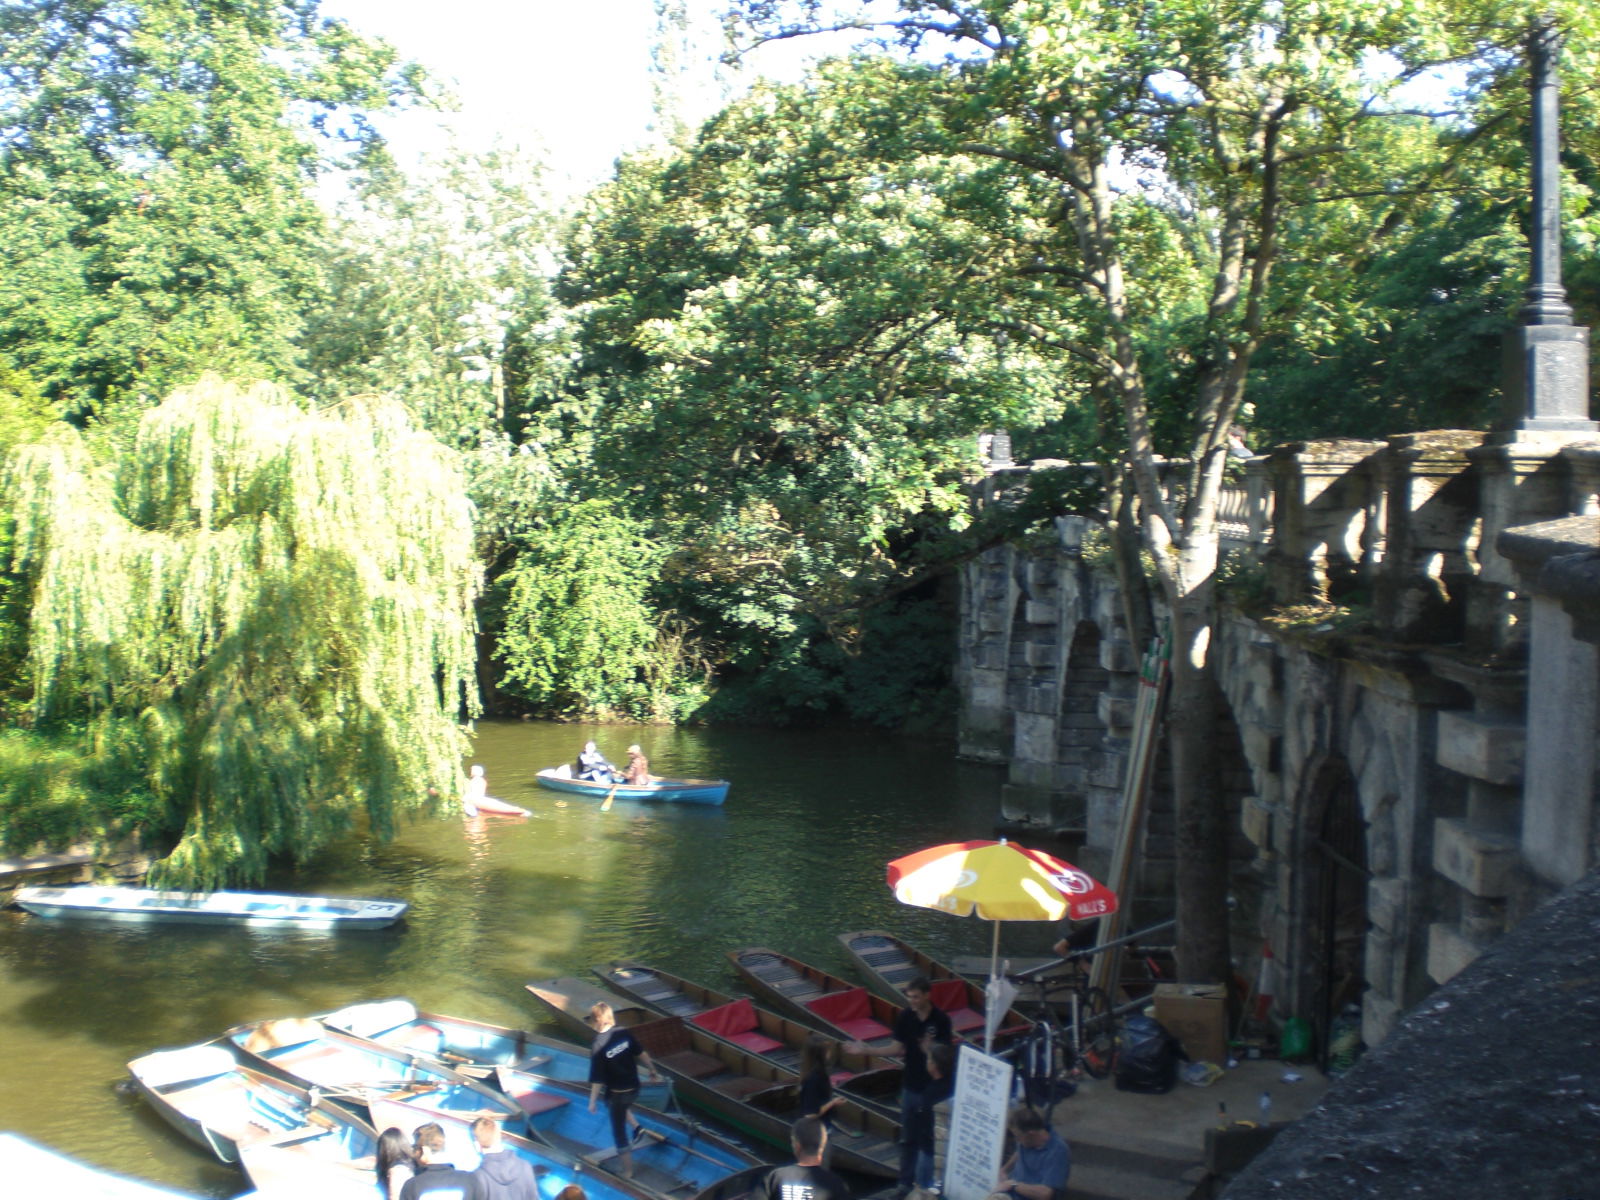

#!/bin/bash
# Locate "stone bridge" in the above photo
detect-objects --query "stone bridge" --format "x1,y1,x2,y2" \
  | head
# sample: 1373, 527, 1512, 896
956, 434, 1600, 1059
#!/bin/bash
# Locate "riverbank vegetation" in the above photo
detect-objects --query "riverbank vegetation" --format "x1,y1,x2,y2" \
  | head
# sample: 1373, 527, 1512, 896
1, 0, 1597, 887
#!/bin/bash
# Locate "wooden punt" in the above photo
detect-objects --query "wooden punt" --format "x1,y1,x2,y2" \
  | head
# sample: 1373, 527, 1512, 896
526, 978, 901, 1177
838, 930, 1032, 1044
595, 960, 903, 1115
127, 1041, 377, 1166
726, 947, 904, 1056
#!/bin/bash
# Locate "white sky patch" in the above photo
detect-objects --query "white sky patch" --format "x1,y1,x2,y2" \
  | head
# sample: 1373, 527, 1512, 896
318, 0, 868, 199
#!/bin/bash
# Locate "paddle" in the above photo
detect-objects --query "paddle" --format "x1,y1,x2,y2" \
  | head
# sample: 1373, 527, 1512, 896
601, 781, 620, 812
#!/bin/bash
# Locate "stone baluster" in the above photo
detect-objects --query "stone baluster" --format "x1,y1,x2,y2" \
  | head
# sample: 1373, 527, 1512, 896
1563, 443, 1600, 516
1465, 433, 1589, 653
1263, 439, 1385, 605
1374, 432, 1482, 642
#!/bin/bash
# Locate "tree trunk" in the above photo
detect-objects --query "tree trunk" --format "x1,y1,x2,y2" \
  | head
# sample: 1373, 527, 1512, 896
1167, 583, 1234, 985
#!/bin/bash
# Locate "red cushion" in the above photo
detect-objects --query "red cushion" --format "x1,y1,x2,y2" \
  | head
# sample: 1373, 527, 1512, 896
929, 979, 971, 1013
728, 1030, 784, 1054
691, 998, 759, 1038
834, 1017, 892, 1041
807, 987, 871, 1024
946, 1007, 984, 1032
516, 1090, 570, 1116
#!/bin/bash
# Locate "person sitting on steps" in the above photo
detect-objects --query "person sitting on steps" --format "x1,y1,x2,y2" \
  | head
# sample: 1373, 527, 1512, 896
989, 1107, 1070, 1200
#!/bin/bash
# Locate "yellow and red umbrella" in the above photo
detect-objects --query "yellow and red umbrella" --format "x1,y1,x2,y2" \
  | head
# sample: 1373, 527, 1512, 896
887, 838, 1117, 923
887, 839, 1118, 1044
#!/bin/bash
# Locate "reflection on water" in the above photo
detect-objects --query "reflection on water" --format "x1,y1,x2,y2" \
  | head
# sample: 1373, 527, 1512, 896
0, 721, 1035, 1194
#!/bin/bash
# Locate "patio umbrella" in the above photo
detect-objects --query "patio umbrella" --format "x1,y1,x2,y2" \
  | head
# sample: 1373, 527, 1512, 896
886, 839, 1117, 1046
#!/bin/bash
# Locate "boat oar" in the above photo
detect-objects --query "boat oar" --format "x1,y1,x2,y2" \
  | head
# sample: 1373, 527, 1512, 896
601, 782, 620, 812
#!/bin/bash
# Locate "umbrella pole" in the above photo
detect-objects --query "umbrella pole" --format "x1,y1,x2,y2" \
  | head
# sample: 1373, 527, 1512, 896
987, 920, 1001, 1052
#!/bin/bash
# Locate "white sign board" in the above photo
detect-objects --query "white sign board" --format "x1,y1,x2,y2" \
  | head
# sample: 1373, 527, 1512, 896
942, 1044, 1013, 1200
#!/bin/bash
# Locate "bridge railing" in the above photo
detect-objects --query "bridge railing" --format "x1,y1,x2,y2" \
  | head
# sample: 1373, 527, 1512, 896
977, 431, 1600, 654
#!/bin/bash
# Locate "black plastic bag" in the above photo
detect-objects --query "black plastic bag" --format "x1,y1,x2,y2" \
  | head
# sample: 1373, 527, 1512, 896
1115, 1014, 1183, 1094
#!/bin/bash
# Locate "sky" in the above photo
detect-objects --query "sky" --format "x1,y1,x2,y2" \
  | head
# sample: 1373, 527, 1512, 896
318, 0, 846, 198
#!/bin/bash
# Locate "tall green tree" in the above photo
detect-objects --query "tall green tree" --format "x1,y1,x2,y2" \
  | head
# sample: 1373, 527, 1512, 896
303, 144, 568, 450
543, 64, 1085, 716
3, 376, 481, 886
0, 0, 421, 419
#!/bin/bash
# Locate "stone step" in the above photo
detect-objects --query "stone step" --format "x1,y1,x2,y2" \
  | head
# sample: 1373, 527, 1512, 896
1071, 1129, 1198, 1177
1065, 1160, 1199, 1200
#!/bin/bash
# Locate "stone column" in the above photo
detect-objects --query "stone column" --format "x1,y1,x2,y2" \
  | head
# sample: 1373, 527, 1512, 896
1499, 516, 1600, 889
1501, 17, 1595, 434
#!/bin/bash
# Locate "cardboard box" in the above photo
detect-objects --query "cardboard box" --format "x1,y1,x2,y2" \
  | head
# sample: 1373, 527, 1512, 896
1152, 982, 1229, 1065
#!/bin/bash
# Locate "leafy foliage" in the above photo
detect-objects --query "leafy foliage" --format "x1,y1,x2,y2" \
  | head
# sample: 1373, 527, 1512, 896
2, 376, 480, 886
0, 0, 421, 419
495, 500, 687, 720
303, 145, 569, 450
0, 722, 158, 855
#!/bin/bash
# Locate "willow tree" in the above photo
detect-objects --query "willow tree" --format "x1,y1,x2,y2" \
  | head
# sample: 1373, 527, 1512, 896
4, 376, 481, 887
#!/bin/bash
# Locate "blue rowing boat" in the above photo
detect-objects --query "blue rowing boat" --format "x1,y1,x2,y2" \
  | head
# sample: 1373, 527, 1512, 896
536, 768, 730, 806
318, 998, 672, 1108
224, 1015, 523, 1123
491, 1068, 763, 1193
126, 1041, 376, 1166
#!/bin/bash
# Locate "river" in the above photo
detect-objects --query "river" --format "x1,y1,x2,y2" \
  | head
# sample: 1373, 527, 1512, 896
0, 720, 1052, 1195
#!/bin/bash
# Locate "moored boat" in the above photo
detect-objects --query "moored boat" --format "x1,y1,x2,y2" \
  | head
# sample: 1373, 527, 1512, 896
12, 884, 406, 930
595, 960, 902, 1116
1, 1132, 212, 1198
369, 1095, 663, 1200
126, 1041, 376, 1165
535, 768, 730, 806
726, 948, 903, 1056
224, 1014, 523, 1124
318, 997, 673, 1108
526, 977, 900, 1177
838, 930, 1032, 1043
491, 1067, 764, 1195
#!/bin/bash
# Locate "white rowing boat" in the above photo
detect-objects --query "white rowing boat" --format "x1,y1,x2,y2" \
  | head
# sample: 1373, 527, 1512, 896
11, 885, 407, 930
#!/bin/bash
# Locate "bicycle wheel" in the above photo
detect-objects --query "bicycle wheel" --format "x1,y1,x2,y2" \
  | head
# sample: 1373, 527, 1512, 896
1078, 987, 1117, 1079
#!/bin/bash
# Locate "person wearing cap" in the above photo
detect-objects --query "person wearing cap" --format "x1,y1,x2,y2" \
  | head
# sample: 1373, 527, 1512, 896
622, 744, 651, 786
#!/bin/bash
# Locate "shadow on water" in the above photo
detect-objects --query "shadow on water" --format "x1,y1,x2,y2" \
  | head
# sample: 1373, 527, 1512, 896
0, 720, 1039, 1194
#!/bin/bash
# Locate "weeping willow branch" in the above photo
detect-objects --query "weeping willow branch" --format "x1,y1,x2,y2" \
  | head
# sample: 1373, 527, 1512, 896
3, 375, 482, 887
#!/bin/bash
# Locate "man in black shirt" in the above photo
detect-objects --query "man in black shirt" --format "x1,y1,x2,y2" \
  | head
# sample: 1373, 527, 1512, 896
847, 975, 953, 1197
762, 1116, 852, 1200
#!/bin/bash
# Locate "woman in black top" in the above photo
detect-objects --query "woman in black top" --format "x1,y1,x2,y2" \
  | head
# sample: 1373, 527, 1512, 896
798, 1033, 845, 1123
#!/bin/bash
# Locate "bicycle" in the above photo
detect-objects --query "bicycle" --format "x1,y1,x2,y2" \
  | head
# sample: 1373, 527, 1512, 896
1000, 958, 1119, 1116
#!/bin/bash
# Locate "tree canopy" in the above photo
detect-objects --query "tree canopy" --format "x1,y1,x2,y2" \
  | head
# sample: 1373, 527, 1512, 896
0, 0, 422, 419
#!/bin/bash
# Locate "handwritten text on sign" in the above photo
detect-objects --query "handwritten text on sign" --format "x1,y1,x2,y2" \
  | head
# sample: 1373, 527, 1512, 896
943, 1045, 1013, 1200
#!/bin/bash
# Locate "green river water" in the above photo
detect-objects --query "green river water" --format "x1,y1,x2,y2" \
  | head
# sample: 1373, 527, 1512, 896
0, 720, 1046, 1195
